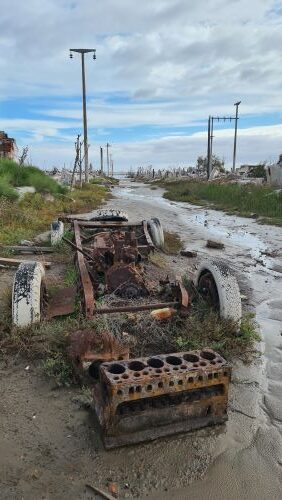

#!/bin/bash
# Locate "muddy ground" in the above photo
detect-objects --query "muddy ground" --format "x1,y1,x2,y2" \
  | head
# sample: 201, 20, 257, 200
0, 179, 282, 499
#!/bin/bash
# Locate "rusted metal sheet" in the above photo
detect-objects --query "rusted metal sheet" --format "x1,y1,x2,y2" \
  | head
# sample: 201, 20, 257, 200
46, 286, 76, 319
105, 263, 148, 297
92, 349, 231, 448
68, 330, 129, 378
73, 220, 95, 317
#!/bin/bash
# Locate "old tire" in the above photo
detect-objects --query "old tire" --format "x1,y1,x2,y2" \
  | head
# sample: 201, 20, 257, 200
50, 220, 64, 246
147, 218, 164, 249
195, 259, 242, 324
90, 209, 128, 221
12, 261, 46, 327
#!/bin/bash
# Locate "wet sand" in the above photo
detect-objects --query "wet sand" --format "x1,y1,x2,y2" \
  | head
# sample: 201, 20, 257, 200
105, 180, 282, 500
0, 179, 281, 499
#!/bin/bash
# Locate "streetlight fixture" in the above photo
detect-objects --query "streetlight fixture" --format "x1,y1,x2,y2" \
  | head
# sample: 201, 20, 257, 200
232, 100, 241, 173
69, 48, 96, 183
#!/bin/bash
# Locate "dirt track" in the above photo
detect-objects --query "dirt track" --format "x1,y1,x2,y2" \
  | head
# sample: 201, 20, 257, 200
0, 179, 282, 499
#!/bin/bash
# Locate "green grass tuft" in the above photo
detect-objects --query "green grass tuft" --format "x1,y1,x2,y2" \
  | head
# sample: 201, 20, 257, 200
156, 179, 282, 224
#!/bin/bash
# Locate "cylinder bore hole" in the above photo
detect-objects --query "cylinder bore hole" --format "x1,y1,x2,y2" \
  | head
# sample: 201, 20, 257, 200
134, 372, 141, 377
184, 353, 199, 363
128, 361, 146, 371
114, 376, 120, 380
108, 363, 126, 375
147, 384, 152, 391
166, 356, 182, 366
122, 374, 129, 379
156, 369, 162, 374
148, 357, 164, 368
200, 350, 216, 361
200, 362, 207, 367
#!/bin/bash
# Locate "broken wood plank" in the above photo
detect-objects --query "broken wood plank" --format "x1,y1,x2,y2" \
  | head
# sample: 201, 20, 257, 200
206, 240, 225, 250
180, 249, 197, 257
0, 257, 51, 269
1, 245, 54, 254
85, 484, 116, 500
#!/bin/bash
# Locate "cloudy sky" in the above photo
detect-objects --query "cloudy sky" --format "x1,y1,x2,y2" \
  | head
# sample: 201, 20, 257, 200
1, 0, 282, 171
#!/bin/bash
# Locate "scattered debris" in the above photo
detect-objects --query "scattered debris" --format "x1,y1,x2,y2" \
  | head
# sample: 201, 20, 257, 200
0, 256, 51, 269
180, 249, 197, 257
85, 483, 117, 500
20, 240, 34, 247
1, 245, 54, 254
108, 482, 119, 498
206, 240, 225, 250
150, 307, 176, 320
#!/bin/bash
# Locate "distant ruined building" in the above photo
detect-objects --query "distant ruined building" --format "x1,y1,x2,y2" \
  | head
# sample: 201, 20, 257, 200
0, 131, 17, 159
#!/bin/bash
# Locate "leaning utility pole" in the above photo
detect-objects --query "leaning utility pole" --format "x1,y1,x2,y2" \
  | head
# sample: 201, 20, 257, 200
232, 101, 241, 173
106, 142, 111, 176
69, 48, 96, 183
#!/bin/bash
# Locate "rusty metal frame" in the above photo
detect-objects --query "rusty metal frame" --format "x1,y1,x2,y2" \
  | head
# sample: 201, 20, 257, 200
73, 220, 95, 317
70, 219, 189, 318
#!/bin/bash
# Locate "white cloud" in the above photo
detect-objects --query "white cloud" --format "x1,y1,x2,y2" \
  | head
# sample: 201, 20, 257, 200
1, 0, 282, 168
29, 123, 282, 170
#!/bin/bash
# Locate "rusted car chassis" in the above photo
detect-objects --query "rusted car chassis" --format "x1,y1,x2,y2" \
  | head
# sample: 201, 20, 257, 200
61, 218, 231, 447
62, 219, 189, 318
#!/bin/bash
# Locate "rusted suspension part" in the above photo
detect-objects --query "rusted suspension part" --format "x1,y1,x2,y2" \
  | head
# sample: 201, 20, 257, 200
62, 236, 95, 262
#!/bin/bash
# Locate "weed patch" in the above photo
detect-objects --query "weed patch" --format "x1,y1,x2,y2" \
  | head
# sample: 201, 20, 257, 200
156, 179, 282, 224
163, 231, 183, 254
0, 182, 109, 245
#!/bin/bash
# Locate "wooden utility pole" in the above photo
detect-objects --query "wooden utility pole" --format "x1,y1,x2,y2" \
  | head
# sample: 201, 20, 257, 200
232, 101, 241, 172
106, 142, 111, 176
69, 48, 96, 183
207, 116, 211, 179
100, 146, 104, 173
